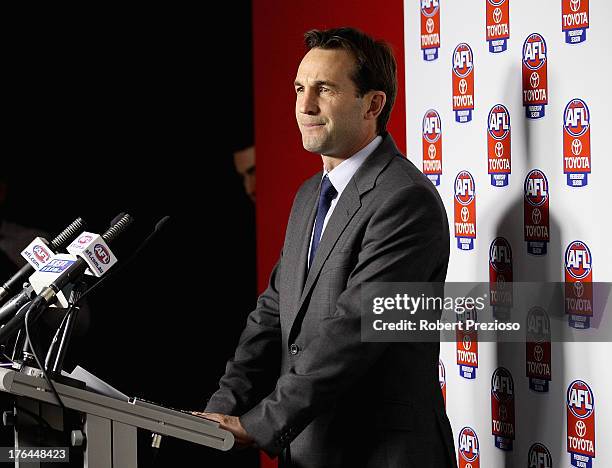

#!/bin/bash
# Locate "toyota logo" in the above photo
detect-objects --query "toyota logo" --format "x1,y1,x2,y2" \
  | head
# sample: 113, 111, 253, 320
571, 138, 582, 155
463, 336, 472, 350
570, 0, 581, 12
428, 143, 436, 159
493, 7, 502, 24
532, 208, 542, 225
461, 206, 470, 222
530, 72, 540, 89
459, 78, 468, 95
426, 17, 435, 34
574, 281, 584, 298
495, 141, 504, 157
534, 344, 544, 362
575, 420, 587, 438
499, 404, 508, 421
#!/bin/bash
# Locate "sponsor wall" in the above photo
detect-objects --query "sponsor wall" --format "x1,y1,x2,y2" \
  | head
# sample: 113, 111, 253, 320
406, 1, 611, 467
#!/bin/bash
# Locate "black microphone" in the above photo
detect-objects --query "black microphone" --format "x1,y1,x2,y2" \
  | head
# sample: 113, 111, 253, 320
0, 285, 34, 325
0, 217, 86, 305
0, 214, 133, 344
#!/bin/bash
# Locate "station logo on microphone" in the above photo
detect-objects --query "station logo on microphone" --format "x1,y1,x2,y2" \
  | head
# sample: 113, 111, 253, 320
458, 426, 480, 468
40, 257, 76, 274
454, 170, 476, 250
421, 0, 440, 61
562, 0, 589, 44
33, 244, 51, 264
523, 169, 549, 255
566, 379, 595, 468
422, 108, 443, 185
21, 237, 55, 271
563, 98, 591, 187
452, 43, 475, 122
522, 33, 548, 119
528, 442, 553, 468
487, 103, 511, 187
486, 0, 509, 53
94, 244, 112, 265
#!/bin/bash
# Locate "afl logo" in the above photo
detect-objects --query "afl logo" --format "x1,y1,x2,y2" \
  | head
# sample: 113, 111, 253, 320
79, 235, 93, 244
94, 244, 111, 264
522, 33, 547, 70
421, 0, 439, 17
491, 367, 514, 401
33, 245, 50, 263
489, 237, 511, 273
423, 109, 441, 143
524, 170, 548, 206
528, 443, 552, 468
565, 241, 592, 280
458, 427, 479, 463
564, 99, 589, 137
488, 104, 510, 140
567, 380, 594, 419
455, 171, 475, 205
452, 43, 474, 78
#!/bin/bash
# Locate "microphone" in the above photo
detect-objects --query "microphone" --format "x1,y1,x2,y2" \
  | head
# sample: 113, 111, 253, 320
38, 213, 133, 304
0, 214, 133, 344
0, 218, 86, 305
0, 285, 35, 325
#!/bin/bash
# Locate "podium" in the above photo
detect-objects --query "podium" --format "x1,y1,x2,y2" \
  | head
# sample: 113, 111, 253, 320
0, 367, 234, 467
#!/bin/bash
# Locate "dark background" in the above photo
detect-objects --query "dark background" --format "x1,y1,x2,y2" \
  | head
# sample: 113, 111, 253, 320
2, 4, 258, 467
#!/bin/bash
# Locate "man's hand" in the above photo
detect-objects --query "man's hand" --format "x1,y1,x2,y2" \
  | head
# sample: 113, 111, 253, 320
191, 412, 256, 449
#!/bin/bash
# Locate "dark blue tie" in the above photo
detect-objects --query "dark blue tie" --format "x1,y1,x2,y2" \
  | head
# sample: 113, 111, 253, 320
309, 175, 337, 269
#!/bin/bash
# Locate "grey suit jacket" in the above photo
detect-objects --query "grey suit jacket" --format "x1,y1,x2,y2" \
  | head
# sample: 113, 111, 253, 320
206, 133, 456, 468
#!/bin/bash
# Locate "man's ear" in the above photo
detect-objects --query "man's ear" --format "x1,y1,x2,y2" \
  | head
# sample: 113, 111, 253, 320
364, 91, 387, 121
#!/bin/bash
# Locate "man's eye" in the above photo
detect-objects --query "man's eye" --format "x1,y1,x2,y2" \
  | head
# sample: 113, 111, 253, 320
319, 87, 330, 93
295, 87, 304, 93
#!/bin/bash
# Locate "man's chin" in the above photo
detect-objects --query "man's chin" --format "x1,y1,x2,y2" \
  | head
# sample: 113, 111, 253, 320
302, 139, 329, 155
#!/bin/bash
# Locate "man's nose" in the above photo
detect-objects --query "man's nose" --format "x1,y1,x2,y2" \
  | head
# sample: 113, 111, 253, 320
298, 88, 319, 115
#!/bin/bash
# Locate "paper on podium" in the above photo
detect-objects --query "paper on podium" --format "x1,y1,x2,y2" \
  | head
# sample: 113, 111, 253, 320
64, 365, 130, 402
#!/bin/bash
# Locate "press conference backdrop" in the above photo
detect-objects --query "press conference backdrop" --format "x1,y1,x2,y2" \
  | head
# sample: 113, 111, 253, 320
405, 1, 611, 467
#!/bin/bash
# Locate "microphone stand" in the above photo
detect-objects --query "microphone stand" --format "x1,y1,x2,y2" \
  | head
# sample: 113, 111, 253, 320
44, 281, 88, 388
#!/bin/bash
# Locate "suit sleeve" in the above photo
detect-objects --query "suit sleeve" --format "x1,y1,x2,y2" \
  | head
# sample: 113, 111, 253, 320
205, 254, 282, 416
239, 183, 448, 456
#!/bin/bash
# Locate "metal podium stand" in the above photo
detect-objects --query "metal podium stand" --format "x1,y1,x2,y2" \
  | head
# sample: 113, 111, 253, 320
0, 367, 234, 467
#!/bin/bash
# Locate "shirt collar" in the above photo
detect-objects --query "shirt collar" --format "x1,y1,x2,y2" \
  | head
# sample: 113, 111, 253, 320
323, 135, 382, 196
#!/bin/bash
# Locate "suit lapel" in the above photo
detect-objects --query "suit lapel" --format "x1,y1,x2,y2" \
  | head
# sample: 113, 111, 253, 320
286, 133, 402, 333
294, 185, 318, 299
297, 181, 360, 309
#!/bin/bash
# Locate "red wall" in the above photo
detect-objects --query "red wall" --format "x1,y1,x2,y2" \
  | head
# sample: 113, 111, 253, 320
254, 0, 406, 291
253, 1, 405, 465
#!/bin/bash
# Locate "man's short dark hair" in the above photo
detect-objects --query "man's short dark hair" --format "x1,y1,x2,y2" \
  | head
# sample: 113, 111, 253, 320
304, 27, 397, 135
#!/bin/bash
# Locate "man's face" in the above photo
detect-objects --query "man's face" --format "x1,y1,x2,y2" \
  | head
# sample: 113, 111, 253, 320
295, 48, 371, 158
233, 146, 256, 203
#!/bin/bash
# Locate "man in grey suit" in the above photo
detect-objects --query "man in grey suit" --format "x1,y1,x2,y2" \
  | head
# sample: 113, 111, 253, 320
197, 27, 457, 467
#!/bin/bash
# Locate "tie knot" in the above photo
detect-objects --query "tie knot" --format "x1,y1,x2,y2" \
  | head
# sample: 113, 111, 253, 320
321, 175, 337, 200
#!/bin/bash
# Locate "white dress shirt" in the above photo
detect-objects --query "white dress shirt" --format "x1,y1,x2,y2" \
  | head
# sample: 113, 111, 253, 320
307, 135, 382, 265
